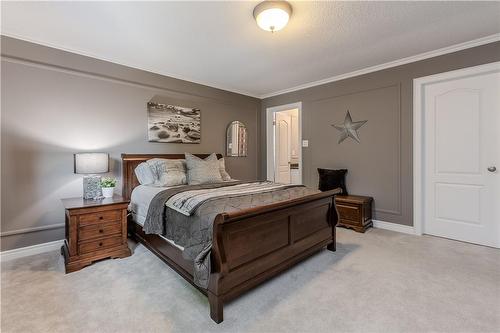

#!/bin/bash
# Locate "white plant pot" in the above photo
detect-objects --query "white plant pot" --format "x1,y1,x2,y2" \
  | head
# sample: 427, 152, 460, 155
102, 187, 114, 198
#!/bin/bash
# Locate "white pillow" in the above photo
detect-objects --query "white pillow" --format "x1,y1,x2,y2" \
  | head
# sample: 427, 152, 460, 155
146, 158, 187, 187
134, 162, 156, 185
219, 158, 232, 181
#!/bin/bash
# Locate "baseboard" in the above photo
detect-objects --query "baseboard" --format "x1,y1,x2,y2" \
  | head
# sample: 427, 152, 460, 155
0, 240, 64, 262
372, 220, 416, 235
0, 223, 65, 237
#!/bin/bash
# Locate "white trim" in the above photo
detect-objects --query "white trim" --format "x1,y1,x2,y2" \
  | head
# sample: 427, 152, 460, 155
0, 240, 64, 262
413, 61, 500, 238
0, 223, 65, 237
413, 74, 424, 236
266, 102, 303, 184
260, 34, 500, 99
372, 219, 416, 235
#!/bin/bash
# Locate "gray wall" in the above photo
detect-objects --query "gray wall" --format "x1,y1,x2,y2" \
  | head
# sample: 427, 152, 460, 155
1, 36, 261, 251
261, 42, 500, 226
2, 36, 499, 251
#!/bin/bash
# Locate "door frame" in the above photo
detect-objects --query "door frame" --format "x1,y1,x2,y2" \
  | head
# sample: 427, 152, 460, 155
266, 102, 302, 183
413, 61, 500, 237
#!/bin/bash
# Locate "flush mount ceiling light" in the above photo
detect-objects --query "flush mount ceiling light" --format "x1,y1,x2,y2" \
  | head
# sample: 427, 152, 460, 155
253, 1, 292, 33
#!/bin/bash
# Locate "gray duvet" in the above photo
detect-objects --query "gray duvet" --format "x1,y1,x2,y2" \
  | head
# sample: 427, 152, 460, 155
142, 181, 319, 288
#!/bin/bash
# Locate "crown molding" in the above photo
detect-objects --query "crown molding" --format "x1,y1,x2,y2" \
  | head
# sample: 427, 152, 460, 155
0, 32, 260, 99
2, 32, 499, 100
259, 33, 500, 99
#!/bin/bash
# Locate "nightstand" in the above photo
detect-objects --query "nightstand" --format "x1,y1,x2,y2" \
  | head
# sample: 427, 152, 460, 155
335, 195, 373, 233
61, 195, 131, 273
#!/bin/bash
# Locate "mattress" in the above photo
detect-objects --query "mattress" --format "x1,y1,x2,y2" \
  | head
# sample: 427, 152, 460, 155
129, 184, 185, 250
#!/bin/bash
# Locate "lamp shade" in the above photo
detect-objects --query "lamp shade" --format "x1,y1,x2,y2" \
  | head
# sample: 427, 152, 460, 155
74, 153, 109, 174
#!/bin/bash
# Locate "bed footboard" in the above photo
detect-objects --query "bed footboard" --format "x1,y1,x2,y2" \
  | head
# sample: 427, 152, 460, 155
207, 188, 340, 323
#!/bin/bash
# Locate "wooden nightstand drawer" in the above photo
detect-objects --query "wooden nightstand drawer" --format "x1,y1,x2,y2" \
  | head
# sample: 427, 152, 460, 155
78, 236, 123, 255
79, 209, 121, 225
337, 204, 360, 221
79, 221, 122, 241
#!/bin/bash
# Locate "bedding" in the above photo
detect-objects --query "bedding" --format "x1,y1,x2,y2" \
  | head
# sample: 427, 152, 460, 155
185, 153, 223, 185
137, 181, 320, 288
156, 159, 187, 186
149, 158, 187, 186
134, 155, 232, 187
218, 158, 231, 181
129, 185, 185, 250
129, 184, 173, 223
166, 181, 295, 216
134, 162, 156, 185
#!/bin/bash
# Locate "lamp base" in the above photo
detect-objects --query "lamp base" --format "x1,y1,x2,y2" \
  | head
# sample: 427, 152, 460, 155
83, 176, 102, 200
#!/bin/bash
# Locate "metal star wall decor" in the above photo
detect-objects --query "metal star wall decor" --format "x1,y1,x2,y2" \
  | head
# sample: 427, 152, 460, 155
332, 110, 367, 144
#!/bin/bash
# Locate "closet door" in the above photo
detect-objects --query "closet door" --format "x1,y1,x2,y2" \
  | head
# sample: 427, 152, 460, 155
422, 65, 499, 247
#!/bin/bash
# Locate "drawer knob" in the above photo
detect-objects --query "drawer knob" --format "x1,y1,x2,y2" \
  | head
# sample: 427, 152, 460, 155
99, 229, 104, 233
99, 242, 103, 246
99, 216, 103, 220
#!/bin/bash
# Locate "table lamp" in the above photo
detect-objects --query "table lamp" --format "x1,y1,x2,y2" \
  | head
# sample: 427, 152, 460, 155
74, 153, 109, 200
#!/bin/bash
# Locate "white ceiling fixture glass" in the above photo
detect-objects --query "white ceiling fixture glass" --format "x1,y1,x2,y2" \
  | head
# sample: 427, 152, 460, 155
253, 1, 292, 32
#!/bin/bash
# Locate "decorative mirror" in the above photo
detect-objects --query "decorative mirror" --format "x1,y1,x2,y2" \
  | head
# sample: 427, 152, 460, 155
226, 121, 248, 157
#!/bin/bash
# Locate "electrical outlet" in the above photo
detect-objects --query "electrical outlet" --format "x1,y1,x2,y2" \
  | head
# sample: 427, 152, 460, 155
302, 140, 309, 147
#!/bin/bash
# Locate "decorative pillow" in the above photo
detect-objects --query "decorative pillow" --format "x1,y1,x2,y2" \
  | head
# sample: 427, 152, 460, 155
185, 153, 223, 185
147, 158, 187, 187
134, 162, 156, 185
218, 158, 232, 181
317, 168, 348, 195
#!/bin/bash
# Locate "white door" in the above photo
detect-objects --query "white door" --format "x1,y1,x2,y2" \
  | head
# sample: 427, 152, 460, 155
422, 64, 499, 247
274, 112, 291, 184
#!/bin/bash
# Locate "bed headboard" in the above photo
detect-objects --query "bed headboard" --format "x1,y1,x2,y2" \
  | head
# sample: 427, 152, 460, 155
121, 153, 223, 200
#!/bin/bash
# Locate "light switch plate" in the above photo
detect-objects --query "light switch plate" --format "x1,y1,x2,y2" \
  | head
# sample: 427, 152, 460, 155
302, 140, 309, 147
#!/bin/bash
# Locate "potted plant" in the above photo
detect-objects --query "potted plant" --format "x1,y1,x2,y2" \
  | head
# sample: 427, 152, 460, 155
100, 177, 117, 198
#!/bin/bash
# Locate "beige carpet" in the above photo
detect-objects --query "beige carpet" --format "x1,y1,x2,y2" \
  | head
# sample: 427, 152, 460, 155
1, 228, 499, 333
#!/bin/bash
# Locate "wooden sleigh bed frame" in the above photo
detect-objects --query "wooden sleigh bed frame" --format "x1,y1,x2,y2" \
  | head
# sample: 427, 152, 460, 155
122, 153, 340, 323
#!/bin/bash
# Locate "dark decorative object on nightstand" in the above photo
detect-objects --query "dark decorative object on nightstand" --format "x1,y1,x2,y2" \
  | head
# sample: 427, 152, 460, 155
61, 195, 131, 273
335, 195, 373, 233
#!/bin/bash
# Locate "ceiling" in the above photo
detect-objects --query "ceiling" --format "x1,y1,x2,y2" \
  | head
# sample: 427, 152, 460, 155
2, 1, 499, 98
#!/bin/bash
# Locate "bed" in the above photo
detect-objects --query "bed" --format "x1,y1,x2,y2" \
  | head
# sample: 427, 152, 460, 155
122, 153, 340, 323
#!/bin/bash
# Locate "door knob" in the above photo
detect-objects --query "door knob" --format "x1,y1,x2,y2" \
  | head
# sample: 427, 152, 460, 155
487, 166, 497, 172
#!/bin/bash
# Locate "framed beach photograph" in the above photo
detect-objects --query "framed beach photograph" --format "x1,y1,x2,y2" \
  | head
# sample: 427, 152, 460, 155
147, 102, 201, 143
